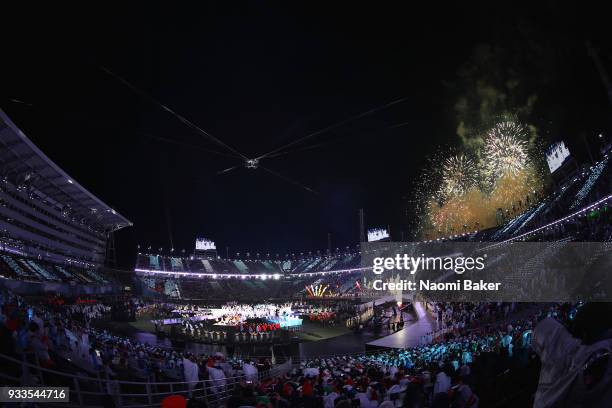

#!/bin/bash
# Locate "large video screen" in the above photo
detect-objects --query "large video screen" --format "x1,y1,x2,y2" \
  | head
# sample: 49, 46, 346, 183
545, 141, 571, 173
195, 238, 216, 251
368, 228, 390, 242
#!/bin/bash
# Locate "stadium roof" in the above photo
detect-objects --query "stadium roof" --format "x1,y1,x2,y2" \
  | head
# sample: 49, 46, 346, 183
0, 109, 132, 233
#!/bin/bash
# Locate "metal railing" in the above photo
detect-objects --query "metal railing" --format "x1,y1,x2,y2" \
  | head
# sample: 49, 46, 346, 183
0, 352, 293, 407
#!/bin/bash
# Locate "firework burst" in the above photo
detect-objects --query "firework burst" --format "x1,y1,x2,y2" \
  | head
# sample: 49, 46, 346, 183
439, 154, 479, 199
482, 121, 529, 181
416, 120, 546, 239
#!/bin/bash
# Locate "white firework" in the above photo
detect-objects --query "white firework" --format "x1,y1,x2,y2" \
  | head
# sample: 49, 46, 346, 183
440, 154, 478, 198
483, 121, 529, 179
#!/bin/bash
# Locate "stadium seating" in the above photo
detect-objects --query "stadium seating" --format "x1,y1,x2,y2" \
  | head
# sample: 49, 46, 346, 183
0, 144, 610, 406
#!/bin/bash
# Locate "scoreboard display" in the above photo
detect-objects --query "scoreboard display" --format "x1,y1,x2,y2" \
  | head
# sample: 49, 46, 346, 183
545, 141, 571, 173
368, 228, 390, 242
195, 238, 216, 251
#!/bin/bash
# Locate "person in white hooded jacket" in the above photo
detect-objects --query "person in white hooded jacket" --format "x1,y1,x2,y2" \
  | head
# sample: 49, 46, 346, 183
243, 360, 258, 383
533, 303, 612, 408
207, 364, 227, 394
433, 367, 451, 396
182, 354, 199, 397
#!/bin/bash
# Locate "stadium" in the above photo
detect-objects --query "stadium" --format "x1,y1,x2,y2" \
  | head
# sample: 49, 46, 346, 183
2, 3, 612, 408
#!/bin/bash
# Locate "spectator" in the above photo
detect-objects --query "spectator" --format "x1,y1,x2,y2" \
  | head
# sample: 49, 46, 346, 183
183, 354, 199, 397
533, 303, 612, 407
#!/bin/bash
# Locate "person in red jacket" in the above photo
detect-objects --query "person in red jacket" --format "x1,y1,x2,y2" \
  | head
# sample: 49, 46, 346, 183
282, 381, 294, 398
302, 378, 314, 397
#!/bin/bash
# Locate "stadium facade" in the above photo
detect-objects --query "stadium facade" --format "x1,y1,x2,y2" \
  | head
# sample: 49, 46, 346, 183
0, 109, 131, 282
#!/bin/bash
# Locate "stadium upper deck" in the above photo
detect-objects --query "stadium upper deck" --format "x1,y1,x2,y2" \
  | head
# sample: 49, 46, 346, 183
0, 109, 132, 268
135, 251, 364, 277
135, 151, 611, 281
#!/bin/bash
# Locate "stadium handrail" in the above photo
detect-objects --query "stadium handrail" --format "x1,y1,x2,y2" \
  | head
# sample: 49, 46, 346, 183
0, 351, 292, 407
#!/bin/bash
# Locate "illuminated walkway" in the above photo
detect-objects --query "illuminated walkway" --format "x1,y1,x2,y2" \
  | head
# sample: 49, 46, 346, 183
366, 301, 435, 349
300, 301, 436, 357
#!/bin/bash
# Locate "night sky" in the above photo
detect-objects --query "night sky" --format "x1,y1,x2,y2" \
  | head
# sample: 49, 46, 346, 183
2, 2, 611, 268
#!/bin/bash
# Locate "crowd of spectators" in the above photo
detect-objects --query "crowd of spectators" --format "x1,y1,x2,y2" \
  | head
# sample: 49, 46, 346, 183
429, 302, 517, 333
2, 284, 611, 407
0, 288, 272, 390
224, 303, 605, 408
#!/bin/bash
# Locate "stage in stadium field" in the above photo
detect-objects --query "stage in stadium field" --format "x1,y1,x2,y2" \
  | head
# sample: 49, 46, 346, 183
117, 297, 423, 355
